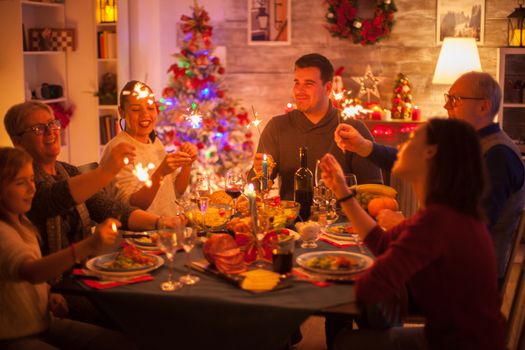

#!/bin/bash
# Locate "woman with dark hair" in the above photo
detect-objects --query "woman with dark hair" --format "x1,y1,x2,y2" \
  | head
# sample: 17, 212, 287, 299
0, 147, 136, 350
319, 118, 505, 349
101, 80, 198, 216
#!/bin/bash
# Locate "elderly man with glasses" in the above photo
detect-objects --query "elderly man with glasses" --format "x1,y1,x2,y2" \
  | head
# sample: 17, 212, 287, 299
334, 71, 525, 289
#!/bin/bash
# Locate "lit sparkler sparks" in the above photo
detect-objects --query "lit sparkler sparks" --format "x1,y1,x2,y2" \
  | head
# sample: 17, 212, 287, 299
121, 82, 155, 105
132, 162, 156, 188
186, 109, 203, 128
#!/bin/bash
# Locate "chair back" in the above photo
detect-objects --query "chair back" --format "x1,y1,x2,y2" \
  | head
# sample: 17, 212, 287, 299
505, 209, 525, 350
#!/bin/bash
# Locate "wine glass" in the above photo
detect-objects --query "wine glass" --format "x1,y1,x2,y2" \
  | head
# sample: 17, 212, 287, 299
194, 175, 211, 199
344, 174, 363, 251
225, 171, 244, 216
179, 227, 200, 285
154, 220, 183, 292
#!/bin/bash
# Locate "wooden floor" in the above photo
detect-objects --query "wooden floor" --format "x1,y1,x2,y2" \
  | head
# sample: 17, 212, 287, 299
295, 245, 525, 350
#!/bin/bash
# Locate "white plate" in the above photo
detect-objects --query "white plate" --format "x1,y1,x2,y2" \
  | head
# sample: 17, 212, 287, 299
296, 251, 373, 275
85, 254, 164, 277
326, 222, 354, 238
264, 228, 300, 241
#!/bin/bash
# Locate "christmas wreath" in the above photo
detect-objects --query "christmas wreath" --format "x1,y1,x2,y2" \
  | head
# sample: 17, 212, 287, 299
324, 0, 397, 46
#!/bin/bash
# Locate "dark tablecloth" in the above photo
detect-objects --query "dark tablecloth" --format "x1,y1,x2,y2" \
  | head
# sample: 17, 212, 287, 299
74, 240, 364, 350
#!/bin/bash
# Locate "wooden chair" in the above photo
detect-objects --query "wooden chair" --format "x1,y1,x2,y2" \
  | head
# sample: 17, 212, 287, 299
505, 209, 525, 350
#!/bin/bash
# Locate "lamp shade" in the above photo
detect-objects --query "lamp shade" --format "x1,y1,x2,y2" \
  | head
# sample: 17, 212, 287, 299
432, 37, 482, 84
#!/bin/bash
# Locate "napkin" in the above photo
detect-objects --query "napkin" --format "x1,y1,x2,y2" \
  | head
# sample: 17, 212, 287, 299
292, 268, 333, 287
319, 234, 357, 248
72, 269, 154, 289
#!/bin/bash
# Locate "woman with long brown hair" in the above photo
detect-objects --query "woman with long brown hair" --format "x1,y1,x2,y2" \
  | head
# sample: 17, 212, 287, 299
320, 118, 505, 349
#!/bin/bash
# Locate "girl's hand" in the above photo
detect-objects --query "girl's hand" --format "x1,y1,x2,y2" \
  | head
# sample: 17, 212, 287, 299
49, 293, 69, 318
159, 152, 192, 175
180, 142, 198, 163
92, 218, 120, 252
319, 153, 348, 198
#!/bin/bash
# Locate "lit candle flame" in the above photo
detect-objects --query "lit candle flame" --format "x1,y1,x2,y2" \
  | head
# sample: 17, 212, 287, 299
132, 162, 156, 188
111, 222, 117, 232
123, 157, 129, 165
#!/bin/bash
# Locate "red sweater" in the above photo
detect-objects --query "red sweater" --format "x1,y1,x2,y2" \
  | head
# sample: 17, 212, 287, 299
356, 203, 506, 350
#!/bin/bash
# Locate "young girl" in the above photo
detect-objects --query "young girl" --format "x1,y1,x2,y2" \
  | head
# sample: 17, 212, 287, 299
102, 80, 198, 216
0, 147, 136, 350
320, 118, 506, 350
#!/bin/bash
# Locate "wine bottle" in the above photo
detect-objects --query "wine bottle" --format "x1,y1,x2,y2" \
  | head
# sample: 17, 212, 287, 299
294, 147, 313, 221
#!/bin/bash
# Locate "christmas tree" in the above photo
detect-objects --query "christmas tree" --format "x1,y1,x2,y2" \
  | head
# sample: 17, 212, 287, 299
156, 2, 254, 182
391, 73, 414, 120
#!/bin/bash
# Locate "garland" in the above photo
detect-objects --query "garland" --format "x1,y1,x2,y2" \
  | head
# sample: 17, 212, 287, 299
324, 0, 397, 45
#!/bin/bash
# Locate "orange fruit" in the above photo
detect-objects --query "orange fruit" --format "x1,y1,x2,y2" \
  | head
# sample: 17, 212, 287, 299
367, 197, 399, 217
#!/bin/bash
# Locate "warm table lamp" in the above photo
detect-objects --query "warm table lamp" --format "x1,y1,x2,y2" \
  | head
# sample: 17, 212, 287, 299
432, 37, 482, 84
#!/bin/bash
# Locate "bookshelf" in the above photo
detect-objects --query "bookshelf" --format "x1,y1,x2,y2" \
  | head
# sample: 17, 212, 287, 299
95, 0, 129, 151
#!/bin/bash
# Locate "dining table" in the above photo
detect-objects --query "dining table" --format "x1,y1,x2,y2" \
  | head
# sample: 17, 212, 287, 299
55, 236, 368, 350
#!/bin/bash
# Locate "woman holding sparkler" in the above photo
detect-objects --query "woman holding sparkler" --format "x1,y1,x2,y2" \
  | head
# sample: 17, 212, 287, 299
102, 80, 198, 216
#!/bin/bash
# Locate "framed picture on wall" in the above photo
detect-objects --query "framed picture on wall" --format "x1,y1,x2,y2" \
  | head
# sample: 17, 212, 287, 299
436, 0, 485, 44
248, 0, 291, 45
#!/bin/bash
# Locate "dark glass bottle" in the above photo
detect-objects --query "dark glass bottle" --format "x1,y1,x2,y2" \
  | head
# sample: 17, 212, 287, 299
294, 147, 313, 221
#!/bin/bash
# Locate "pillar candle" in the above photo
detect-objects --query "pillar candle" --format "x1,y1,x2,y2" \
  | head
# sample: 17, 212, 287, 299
262, 154, 268, 191
412, 106, 421, 121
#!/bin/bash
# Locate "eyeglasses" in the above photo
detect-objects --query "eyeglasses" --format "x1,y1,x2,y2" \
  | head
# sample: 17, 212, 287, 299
18, 119, 61, 136
444, 93, 487, 106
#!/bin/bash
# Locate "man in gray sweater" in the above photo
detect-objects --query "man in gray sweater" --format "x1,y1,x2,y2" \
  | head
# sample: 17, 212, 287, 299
252, 53, 383, 200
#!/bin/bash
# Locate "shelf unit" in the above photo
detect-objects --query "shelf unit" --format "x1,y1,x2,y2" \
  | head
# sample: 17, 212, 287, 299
21, 0, 71, 161
95, 0, 129, 152
497, 48, 525, 155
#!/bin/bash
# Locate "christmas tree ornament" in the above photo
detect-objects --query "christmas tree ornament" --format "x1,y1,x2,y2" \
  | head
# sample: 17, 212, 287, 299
352, 65, 383, 103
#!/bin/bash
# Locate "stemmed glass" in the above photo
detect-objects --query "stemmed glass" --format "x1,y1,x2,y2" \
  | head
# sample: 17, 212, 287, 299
345, 174, 364, 253
154, 219, 183, 291
179, 227, 200, 285
194, 175, 211, 199
225, 171, 244, 216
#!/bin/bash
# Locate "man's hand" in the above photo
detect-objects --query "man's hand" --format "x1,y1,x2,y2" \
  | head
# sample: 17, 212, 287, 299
335, 124, 373, 157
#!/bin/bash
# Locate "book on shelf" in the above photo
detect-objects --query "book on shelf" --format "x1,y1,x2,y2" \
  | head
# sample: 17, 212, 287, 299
97, 31, 117, 59
99, 115, 119, 145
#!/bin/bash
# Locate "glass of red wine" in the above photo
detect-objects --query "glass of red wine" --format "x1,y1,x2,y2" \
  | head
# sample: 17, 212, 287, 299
225, 171, 244, 216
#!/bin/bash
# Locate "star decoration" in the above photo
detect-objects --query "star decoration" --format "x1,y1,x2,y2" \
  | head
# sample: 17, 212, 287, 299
352, 65, 383, 103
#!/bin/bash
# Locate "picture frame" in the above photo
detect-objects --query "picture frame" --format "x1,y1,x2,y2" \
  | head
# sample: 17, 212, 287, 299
248, 0, 291, 45
436, 0, 485, 44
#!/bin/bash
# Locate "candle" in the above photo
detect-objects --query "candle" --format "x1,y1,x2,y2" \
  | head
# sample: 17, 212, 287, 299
412, 106, 421, 121
262, 154, 268, 191
245, 183, 258, 235
382, 110, 392, 121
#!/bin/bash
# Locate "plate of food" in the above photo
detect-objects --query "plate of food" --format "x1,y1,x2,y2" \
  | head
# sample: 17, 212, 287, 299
86, 243, 164, 276
326, 222, 355, 238
296, 251, 373, 275
186, 204, 232, 229
119, 230, 157, 247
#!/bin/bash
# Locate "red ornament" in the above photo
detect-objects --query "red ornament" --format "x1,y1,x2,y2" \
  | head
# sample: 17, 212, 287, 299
217, 90, 224, 98
196, 142, 205, 150
213, 57, 220, 65
218, 67, 225, 74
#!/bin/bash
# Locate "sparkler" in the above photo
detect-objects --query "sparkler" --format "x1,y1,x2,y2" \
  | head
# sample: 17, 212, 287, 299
184, 107, 203, 129
132, 162, 156, 188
